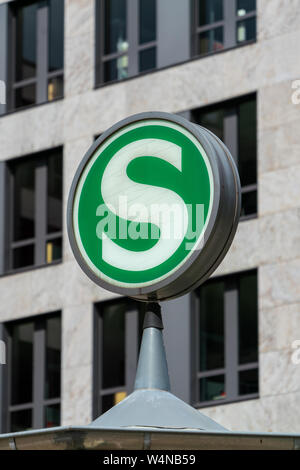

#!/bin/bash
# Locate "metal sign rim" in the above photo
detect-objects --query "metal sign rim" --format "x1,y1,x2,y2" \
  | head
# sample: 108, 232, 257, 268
67, 111, 231, 301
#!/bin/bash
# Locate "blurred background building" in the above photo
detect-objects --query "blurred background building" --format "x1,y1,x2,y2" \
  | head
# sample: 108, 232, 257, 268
0, 0, 299, 435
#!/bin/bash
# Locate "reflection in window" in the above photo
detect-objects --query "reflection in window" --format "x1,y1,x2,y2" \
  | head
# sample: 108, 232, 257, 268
11, 322, 34, 406
139, 0, 156, 44
11, 0, 64, 110
198, 27, 224, 55
191, 95, 257, 219
7, 149, 63, 272
200, 375, 225, 402
104, 0, 127, 55
237, 17, 256, 43
198, 0, 223, 26
193, 0, 256, 58
94, 300, 144, 416
7, 314, 61, 432
48, 0, 64, 72
15, 2, 37, 81
102, 303, 126, 390
97, 0, 157, 84
195, 270, 258, 407
199, 282, 224, 372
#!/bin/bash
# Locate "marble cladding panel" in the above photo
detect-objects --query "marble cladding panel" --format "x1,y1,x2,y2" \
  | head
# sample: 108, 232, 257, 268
260, 302, 300, 354
64, 0, 95, 97
214, 208, 300, 276
65, 0, 94, 39
61, 363, 92, 426
259, 80, 300, 133
258, 0, 300, 41
259, 349, 300, 397
258, 119, 300, 174
259, 167, 300, 216
0, 260, 118, 322
260, 259, 300, 311
62, 303, 93, 370
201, 391, 300, 433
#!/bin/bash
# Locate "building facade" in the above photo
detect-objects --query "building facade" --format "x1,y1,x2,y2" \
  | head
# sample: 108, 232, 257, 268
0, 0, 300, 434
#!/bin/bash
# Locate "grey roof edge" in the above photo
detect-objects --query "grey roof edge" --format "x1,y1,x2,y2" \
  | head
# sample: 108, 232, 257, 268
0, 425, 300, 439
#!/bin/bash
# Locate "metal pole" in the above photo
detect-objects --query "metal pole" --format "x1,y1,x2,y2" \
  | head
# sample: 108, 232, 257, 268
134, 302, 170, 392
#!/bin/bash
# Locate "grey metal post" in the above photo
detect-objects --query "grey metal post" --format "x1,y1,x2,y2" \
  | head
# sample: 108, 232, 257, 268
0, 3, 8, 115
33, 321, 46, 429
157, 0, 191, 68
134, 303, 170, 392
225, 283, 238, 400
37, 4, 49, 104
224, 108, 238, 164
35, 161, 47, 266
224, 0, 236, 49
162, 294, 192, 403
128, 0, 139, 77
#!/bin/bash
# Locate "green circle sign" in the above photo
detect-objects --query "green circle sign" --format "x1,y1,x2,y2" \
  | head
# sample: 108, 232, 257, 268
68, 112, 241, 301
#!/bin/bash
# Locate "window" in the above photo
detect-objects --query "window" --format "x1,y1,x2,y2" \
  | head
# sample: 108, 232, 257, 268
193, 270, 258, 407
4, 148, 63, 273
193, 0, 256, 57
93, 299, 144, 417
8, 0, 64, 111
96, 0, 157, 84
1, 313, 61, 432
190, 94, 257, 219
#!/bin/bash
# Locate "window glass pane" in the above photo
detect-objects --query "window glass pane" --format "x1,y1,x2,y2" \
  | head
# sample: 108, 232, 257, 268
101, 391, 127, 413
13, 245, 35, 270
102, 303, 126, 389
139, 0, 156, 44
102, 394, 115, 413
239, 368, 258, 395
241, 190, 257, 218
45, 316, 61, 399
10, 409, 32, 432
200, 375, 225, 402
139, 47, 156, 72
193, 107, 224, 142
13, 158, 35, 241
46, 238, 62, 263
199, 281, 224, 371
16, 2, 37, 81
15, 84, 36, 109
104, 0, 127, 55
45, 404, 60, 427
103, 57, 128, 83
237, 0, 256, 16
198, 0, 223, 26
47, 151, 63, 234
48, 0, 64, 72
198, 27, 224, 55
238, 98, 257, 186
48, 76, 63, 101
239, 272, 258, 364
11, 322, 34, 405
237, 17, 256, 43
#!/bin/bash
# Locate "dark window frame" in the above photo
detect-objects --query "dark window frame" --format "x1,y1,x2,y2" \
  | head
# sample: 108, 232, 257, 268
93, 298, 144, 418
192, 0, 256, 59
3, 147, 63, 275
192, 269, 259, 409
7, 0, 64, 112
0, 312, 61, 433
181, 93, 257, 220
95, 0, 157, 86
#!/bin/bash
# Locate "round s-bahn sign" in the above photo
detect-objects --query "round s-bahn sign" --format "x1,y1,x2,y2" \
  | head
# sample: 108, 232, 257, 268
67, 112, 241, 301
